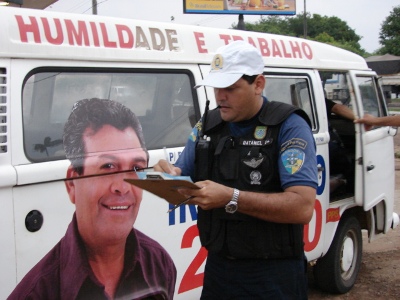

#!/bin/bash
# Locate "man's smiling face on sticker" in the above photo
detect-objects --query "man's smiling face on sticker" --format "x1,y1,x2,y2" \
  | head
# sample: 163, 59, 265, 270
66, 125, 147, 246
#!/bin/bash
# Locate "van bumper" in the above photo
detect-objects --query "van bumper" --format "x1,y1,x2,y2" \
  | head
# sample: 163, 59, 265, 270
391, 212, 400, 229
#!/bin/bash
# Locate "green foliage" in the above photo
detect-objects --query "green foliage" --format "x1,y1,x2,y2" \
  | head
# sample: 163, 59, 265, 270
244, 16, 292, 36
305, 14, 361, 44
311, 33, 366, 56
232, 13, 366, 56
377, 6, 400, 55
313, 32, 335, 44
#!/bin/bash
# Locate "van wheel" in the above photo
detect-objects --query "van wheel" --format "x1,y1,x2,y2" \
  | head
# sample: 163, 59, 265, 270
313, 215, 362, 294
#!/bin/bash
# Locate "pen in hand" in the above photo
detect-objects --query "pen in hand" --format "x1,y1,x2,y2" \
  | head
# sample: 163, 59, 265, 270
167, 196, 194, 213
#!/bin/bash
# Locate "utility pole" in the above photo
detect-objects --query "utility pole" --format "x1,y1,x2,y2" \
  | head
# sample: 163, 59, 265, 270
237, 14, 246, 31
92, 0, 97, 15
303, 0, 307, 38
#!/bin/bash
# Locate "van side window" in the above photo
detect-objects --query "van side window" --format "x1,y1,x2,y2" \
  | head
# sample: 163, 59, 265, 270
320, 71, 355, 116
320, 71, 356, 165
355, 76, 385, 119
321, 72, 352, 105
22, 70, 197, 162
263, 76, 315, 129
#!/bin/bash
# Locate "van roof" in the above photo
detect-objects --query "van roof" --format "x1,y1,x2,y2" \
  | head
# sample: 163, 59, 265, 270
0, 7, 369, 71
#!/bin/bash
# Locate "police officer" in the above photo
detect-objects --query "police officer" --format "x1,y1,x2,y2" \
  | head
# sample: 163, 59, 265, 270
154, 40, 318, 299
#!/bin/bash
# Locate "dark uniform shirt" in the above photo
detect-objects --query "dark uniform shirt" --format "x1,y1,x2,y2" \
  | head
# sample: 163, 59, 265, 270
8, 214, 176, 300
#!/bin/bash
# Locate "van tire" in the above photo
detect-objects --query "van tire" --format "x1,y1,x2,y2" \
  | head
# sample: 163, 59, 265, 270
313, 215, 362, 294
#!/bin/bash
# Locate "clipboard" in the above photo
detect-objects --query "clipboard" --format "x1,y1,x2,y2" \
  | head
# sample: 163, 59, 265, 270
124, 172, 200, 205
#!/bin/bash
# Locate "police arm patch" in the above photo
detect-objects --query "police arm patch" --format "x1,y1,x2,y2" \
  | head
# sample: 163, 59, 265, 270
281, 148, 305, 174
189, 120, 202, 142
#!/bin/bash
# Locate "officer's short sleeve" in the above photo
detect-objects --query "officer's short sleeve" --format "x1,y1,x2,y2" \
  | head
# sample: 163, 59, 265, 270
174, 119, 202, 178
278, 113, 318, 190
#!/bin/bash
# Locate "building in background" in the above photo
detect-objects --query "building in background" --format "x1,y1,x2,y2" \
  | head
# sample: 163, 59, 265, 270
366, 54, 400, 100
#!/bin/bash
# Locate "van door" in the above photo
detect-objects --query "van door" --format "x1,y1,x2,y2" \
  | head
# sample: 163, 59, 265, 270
351, 71, 395, 233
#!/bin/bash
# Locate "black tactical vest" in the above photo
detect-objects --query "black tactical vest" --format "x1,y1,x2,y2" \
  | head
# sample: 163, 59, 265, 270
195, 101, 310, 259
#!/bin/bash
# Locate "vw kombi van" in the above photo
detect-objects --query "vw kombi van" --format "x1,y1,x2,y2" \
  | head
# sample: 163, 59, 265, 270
0, 6, 398, 299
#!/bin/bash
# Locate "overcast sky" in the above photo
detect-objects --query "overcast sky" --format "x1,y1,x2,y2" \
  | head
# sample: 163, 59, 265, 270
46, 0, 400, 53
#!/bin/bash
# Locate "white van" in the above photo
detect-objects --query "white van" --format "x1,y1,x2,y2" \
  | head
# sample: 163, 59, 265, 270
0, 6, 398, 299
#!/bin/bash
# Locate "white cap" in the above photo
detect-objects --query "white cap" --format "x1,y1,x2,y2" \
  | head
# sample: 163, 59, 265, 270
195, 40, 264, 89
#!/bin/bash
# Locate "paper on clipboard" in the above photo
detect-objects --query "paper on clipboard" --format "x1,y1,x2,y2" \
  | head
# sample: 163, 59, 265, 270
124, 172, 200, 205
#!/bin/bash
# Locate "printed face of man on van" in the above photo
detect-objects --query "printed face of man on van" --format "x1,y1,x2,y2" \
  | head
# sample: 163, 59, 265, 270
65, 124, 148, 246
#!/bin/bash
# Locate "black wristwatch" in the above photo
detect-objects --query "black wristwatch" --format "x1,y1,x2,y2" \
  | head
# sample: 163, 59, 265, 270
225, 188, 240, 214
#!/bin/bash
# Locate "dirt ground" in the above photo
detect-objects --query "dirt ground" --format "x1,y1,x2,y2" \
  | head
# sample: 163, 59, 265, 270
308, 134, 400, 299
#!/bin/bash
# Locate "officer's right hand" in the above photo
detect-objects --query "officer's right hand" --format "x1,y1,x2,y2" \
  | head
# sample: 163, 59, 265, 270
153, 159, 181, 176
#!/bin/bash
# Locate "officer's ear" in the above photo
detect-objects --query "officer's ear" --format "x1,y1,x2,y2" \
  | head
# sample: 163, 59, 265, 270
254, 75, 265, 95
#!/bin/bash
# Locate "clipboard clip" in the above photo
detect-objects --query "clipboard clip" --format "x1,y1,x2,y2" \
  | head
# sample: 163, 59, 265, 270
146, 174, 164, 179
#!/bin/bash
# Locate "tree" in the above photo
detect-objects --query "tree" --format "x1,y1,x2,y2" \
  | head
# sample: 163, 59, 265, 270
377, 6, 400, 55
244, 16, 292, 36
232, 13, 366, 56
313, 33, 364, 55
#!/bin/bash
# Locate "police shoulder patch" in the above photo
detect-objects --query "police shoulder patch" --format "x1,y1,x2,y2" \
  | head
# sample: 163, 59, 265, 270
281, 148, 305, 174
189, 121, 201, 142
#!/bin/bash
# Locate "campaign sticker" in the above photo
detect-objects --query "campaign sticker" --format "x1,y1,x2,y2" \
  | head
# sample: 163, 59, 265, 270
326, 208, 341, 223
